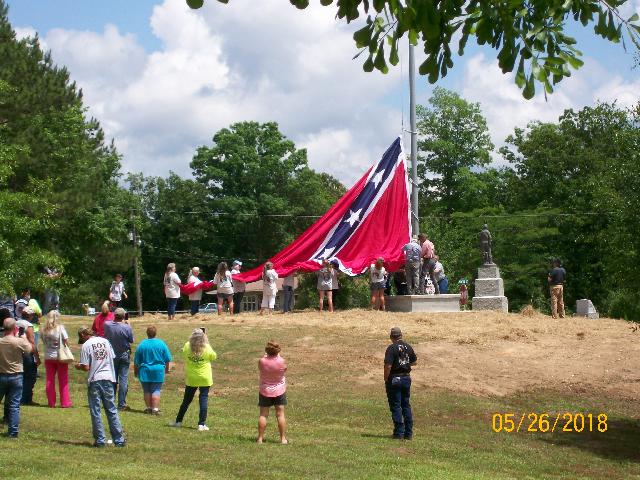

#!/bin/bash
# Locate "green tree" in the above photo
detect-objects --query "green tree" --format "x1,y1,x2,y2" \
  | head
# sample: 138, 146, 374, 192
187, 0, 640, 99
126, 122, 345, 310
0, 80, 62, 296
500, 102, 640, 318
191, 121, 345, 265
0, 2, 135, 311
417, 87, 494, 213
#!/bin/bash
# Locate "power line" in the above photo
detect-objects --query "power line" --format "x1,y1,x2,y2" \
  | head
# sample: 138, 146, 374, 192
128, 207, 620, 221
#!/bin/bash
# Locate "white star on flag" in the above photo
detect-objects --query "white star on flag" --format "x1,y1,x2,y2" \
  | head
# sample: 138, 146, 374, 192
345, 208, 362, 227
321, 247, 335, 259
371, 171, 384, 188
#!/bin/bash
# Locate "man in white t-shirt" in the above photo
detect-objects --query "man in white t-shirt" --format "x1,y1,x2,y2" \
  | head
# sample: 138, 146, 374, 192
231, 260, 245, 314
75, 327, 125, 447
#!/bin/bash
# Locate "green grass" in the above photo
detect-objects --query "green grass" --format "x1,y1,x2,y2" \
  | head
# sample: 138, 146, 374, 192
1, 316, 639, 480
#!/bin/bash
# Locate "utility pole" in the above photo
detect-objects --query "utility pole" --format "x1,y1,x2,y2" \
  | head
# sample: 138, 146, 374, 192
130, 211, 143, 317
408, 42, 420, 236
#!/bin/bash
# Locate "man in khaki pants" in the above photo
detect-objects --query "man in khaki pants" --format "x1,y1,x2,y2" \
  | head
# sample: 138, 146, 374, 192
548, 258, 566, 318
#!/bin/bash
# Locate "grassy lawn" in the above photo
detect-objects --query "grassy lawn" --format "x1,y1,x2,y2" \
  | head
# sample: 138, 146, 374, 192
1, 312, 639, 479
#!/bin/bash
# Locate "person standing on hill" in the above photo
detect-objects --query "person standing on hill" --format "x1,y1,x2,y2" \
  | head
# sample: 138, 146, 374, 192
104, 308, 134, 411
548, 258, 566, 319
402, 237, 422, 295
282, 274, 295, 314
370, 258, 387, 311
420, 233, 439, 295
187, 267, 203, 316
256, 341, 288, 444
260, 262, 279, 316
231, 260, 245, 314
214, 262, 235, 316
316, 259, 334, 313
108, 274, 127, 310
384, 327, 417, 440
75, 327, 126, 447
433, 255, 449, 294
164, 263, 182, 320
330, 260, 341, 309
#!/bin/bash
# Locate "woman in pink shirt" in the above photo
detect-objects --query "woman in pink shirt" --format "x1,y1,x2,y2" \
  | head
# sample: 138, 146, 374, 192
257, 341, 288, 444
91, 301, 114, 337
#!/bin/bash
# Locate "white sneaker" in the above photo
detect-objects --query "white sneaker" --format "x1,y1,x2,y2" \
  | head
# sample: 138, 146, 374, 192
169, 421, 182, 427
198, 424, 210, 431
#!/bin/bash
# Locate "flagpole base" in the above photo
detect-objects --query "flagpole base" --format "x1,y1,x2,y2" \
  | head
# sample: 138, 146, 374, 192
386, 294, 461, 313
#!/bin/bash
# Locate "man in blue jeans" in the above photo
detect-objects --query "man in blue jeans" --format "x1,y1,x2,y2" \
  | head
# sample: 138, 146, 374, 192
384, 327, 417, 440
75, 326, 125, 447
0, 315, 33, 438
104, 308, 134, 410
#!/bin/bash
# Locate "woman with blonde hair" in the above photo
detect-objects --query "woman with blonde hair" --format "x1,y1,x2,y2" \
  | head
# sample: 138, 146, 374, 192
91, 300, 114, 337
187, 267, 202, 316
170, 328, 217, 431
259, 262, 278, 315
257, 341, 288, 444
164, 263, 182, 320
40, 310, 73, 408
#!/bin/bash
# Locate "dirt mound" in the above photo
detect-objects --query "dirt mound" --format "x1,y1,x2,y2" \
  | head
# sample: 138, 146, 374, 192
139, 309, 640, 399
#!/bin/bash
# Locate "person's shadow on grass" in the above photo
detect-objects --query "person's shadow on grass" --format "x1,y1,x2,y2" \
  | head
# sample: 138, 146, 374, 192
539, 417, 640, 462
51, 439, 95, 447
361, 433, 395, 440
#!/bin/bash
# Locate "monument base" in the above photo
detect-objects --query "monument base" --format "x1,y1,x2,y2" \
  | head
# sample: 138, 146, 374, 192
386, 294, 460, 313
472, 295, 508, 312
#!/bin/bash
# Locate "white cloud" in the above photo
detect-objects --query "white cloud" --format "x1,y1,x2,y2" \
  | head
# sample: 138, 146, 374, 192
460, 53, 639, 163
593, 76, 640, 107
19, 0, 401, 185
14, 0, 638, 184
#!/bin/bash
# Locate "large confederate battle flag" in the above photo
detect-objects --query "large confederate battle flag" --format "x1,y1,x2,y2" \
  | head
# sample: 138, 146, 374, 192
235, 137, 411, 283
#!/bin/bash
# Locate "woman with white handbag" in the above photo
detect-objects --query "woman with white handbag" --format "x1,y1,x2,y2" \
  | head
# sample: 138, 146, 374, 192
40, 310, 74, 408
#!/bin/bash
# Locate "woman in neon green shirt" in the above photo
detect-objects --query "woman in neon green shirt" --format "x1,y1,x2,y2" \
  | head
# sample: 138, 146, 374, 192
170, 329, 217, 431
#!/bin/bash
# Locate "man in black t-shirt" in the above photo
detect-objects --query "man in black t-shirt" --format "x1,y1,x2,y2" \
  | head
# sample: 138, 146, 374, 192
383, 327, 417, 439
548, 258, 566, 319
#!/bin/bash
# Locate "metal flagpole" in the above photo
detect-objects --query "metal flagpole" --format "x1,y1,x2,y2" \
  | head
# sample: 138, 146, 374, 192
408, 42, 419, 236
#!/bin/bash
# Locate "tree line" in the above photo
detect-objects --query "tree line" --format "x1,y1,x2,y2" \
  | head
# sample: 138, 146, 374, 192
1, 2, 638, 319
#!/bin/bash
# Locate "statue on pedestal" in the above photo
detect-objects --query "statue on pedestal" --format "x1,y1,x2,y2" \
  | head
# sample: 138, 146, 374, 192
479, 224, 493, 265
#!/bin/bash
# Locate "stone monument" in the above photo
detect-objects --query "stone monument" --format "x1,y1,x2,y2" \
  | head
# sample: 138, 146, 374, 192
576, 299, 599, 319
472, 225, 509, 312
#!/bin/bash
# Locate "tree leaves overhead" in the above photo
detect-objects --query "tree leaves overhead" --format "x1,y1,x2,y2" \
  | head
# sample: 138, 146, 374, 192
417, 87, 494, 213
187, 0, 640, 99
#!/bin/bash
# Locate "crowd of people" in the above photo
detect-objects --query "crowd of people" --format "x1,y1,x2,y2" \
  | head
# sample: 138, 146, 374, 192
0, 297, 293, 444
1, 293, 414, 445
158, 233, 449, 317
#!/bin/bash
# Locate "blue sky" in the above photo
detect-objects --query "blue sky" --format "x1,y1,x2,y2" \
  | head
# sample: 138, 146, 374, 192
6, 0, 639, 184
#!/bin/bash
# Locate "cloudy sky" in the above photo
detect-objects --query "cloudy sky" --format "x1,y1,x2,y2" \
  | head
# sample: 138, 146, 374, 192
7, 0, 640, 185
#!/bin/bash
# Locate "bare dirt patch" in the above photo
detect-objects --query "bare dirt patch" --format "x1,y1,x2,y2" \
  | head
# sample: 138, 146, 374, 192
136, 309, 640, 399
